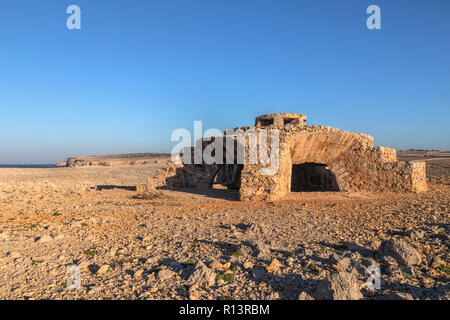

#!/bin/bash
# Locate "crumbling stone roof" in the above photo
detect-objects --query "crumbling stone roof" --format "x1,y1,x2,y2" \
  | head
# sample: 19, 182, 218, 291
255, 113, 307, 128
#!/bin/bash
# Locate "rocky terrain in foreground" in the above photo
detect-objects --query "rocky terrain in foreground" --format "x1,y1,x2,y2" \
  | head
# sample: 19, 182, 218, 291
0, 163, 448, 300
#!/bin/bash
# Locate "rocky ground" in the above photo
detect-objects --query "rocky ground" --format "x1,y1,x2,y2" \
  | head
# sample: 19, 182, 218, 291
0, 162, 448, 300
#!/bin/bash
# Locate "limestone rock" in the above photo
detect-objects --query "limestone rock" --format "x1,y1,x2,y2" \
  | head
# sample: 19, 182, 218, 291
328, 253, 352, 271
266, 259, 282, 273
98, 265, 109, 274
313, 271, 363, 300
35, 235, 53, 244
382, 291, 415, 300
246, 223, 267, 235
408, 230, 425, 241
158, 269, 175, 281
186, 261, 216, 289
378, 239, 422, 266
298, 291, 315, 300
251, 240, 270, 259
209, 261, 223, 270
135, 269, 144, 278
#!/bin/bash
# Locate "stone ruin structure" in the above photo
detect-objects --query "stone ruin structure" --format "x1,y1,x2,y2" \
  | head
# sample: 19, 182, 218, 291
162, 113, 427, 201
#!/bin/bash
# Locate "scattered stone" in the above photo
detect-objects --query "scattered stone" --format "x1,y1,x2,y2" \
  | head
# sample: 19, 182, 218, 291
53, 234, 65, 241
210, 261, 223, 271
135, 269, 144, 278
370, 239, 382, 250
239, 244, 252, 255
188, 290, 200, 300
331, 264, 345, 272
8, 252, 20, 259
251, 240, 270, 258
298, 291, 314, 300
186, 261, 216, 289
268, 292, 280, 300
378, 239, 422, 266
146, 257, 158, 265
328, 253, 352, 271
408, 230, 425, 241
313, 271, 363, 300
266, 259, 282, 273
286, 257, 294, 266
98, 264, 109, 274
430, 256, 444, 268
148, 287, 158, 294
35, 235, 53, 243
382, 291, 415, 300
222, 262, 231, 270
158, 269, 175, 281
247, 223, 267, 235
243, 261, 254, 270
88, 286, 101, 295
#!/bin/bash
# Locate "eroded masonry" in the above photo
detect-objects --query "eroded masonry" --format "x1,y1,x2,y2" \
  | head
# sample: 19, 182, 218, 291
161, 113, 427, 201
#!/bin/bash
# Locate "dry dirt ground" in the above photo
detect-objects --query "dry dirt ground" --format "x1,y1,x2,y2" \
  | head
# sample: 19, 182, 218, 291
0, 158, 448, 300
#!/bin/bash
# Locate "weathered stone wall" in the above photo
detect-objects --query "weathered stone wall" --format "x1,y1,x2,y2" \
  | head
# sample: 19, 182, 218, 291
255, 113, 307, 128
239, 131, 292, 201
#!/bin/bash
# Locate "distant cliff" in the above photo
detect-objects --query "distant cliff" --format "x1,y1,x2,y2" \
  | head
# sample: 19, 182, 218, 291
64, 153, 171, 167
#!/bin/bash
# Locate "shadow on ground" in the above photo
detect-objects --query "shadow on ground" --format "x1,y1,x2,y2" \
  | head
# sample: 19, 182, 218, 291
96, 185, 137, 191
157, 186, 240, 201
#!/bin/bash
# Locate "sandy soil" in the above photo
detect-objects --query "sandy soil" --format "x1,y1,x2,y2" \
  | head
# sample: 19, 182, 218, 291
0, 161, 448, 300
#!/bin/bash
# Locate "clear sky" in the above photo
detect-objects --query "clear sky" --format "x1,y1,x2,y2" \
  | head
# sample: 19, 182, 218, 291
0, 0, 449, 163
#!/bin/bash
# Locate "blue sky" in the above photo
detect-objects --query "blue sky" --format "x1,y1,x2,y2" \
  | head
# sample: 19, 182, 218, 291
0, 0, 449, 163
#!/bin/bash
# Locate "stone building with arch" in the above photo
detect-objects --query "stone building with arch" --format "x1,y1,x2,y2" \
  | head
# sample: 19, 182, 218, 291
164, 113, 427, 201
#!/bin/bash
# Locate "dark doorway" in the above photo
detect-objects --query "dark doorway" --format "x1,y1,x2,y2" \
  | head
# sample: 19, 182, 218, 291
291, 163, 339, 192
213, 164, 243, 189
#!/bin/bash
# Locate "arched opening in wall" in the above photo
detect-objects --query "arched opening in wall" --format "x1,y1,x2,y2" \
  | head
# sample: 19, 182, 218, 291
258, 119, 273, 127
212, 164, 243, 190
284, 118, 298, 127
291, 163, 339, 192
